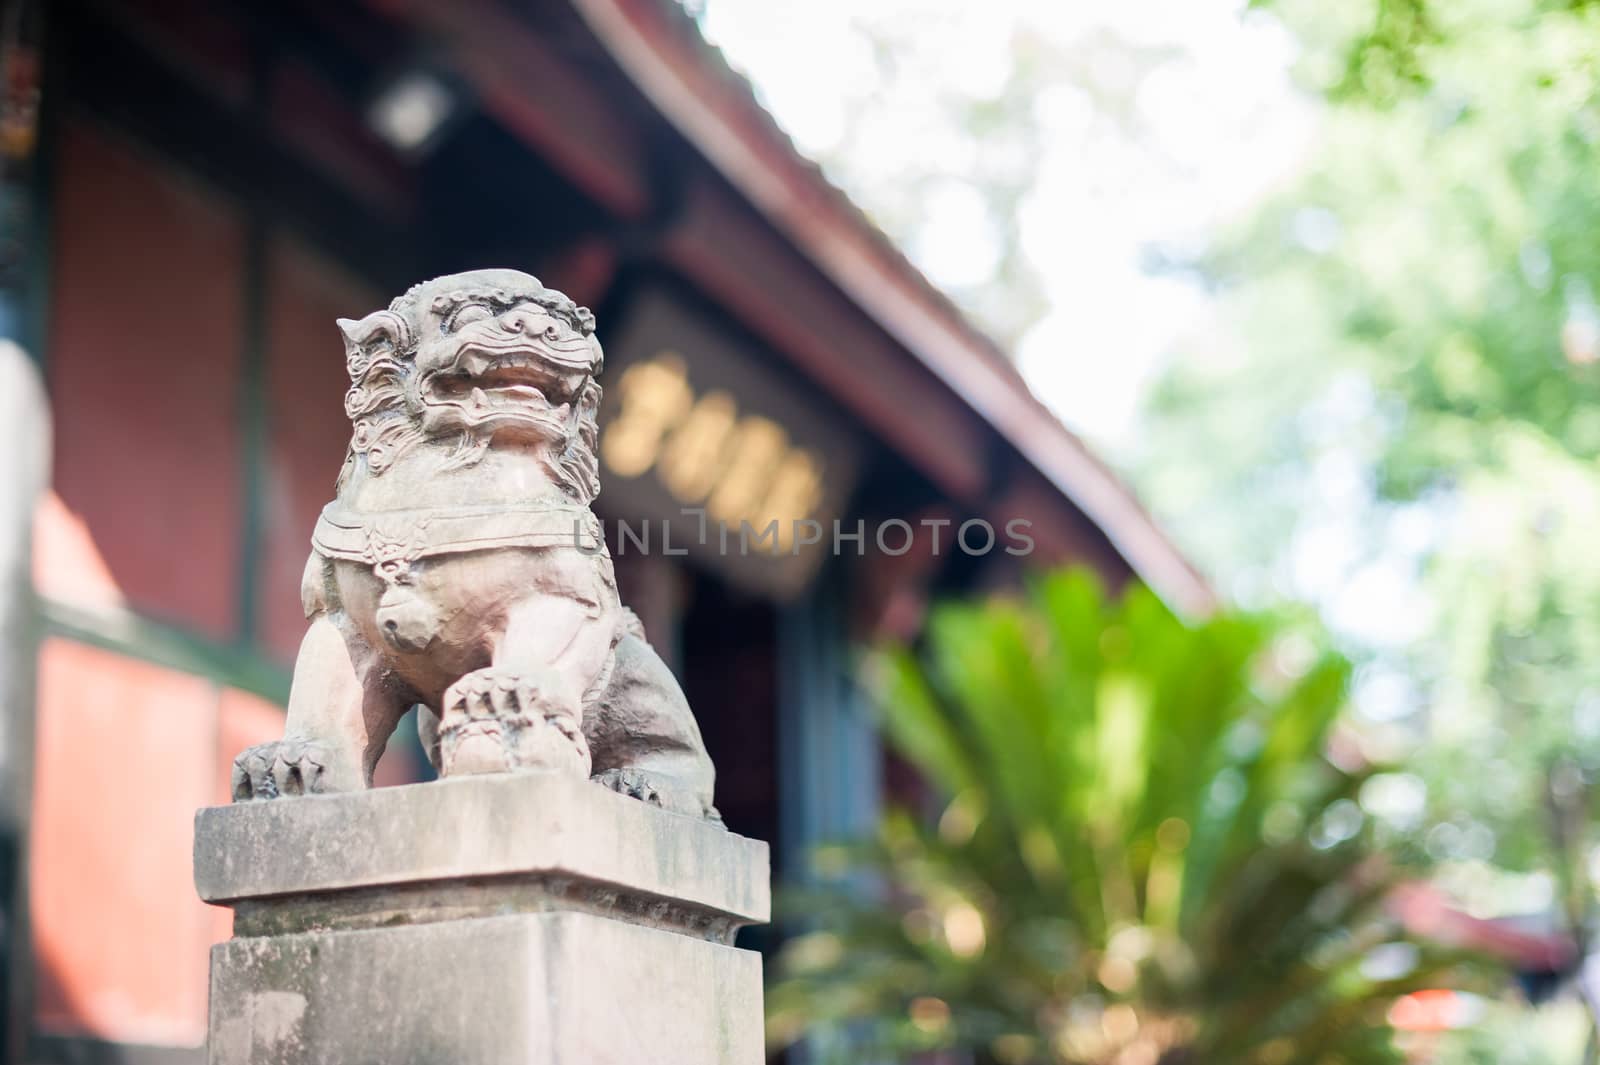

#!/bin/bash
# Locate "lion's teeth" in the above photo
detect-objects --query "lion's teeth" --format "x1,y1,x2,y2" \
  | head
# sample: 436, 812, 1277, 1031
471, 387, 488, 406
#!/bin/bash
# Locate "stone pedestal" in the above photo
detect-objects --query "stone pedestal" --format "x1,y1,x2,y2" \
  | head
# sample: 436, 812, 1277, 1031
194, 773, 769, 1064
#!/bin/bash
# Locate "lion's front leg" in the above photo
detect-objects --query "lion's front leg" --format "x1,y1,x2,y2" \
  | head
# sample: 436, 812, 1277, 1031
232, 613, 408, 800
437, 592, 614, 779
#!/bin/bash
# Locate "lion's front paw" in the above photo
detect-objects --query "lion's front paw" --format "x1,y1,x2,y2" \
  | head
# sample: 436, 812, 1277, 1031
231, 739, 353, 801
593, 767, 703, 816
438, 668, 591, 779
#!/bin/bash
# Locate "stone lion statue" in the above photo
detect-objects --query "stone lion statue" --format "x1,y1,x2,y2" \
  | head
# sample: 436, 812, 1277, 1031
231, 269, 716, 818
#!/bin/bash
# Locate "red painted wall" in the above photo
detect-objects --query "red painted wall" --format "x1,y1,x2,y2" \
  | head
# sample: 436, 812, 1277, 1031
32, 119, 279, 1049
31, 640, 281, 1046
46, 121, 245, 637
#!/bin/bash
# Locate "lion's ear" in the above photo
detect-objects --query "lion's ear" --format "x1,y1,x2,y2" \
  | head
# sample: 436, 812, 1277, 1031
335, 317, 363, 351
337, 310, 413, 378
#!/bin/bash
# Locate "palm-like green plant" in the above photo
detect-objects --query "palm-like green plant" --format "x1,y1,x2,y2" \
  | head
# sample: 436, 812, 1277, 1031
769, 570, 1477, 1065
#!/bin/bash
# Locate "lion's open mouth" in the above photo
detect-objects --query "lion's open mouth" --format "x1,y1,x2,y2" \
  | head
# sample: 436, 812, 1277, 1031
433, 367, 552, 405
428, 350, 581, 414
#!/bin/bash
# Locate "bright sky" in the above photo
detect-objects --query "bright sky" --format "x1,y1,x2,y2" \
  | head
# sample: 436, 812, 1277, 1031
693, 1, 1436, 656
696, 0, 1318, 454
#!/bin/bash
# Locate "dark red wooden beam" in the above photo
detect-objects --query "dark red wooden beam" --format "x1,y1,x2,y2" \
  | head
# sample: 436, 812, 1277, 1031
372, 0, 653, 219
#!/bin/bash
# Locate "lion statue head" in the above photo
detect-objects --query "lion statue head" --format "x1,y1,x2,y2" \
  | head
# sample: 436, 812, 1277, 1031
334, 269, 603, 504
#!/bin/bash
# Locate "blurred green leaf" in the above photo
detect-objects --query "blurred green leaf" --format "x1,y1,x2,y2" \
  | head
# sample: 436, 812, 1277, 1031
771, 570, 1479, 1064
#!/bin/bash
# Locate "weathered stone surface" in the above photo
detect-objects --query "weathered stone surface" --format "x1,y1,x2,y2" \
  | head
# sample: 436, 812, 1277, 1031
231, 270, 717, 818
197, 772, 770, 1063
195, 772, 768, 938
208, 911, 764, 1065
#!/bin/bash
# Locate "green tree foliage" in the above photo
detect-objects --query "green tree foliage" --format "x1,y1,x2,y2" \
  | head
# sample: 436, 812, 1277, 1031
769, 571, 1475, 1064
1135, 0, 1600, 875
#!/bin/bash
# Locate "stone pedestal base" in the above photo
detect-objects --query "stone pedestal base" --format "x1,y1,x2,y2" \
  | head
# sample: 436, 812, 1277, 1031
194, 773, 769, 1065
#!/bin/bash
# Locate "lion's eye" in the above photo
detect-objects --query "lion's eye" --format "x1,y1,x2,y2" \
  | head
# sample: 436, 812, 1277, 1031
449, 303, 493, 331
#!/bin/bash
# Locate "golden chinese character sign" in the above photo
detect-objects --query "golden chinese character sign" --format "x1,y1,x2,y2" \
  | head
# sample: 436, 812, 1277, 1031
597, 289, 863, 597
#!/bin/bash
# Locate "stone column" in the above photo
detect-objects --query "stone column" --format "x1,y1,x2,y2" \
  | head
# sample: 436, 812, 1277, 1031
194, 772, 769, 1064
0, 340, 47, 1064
